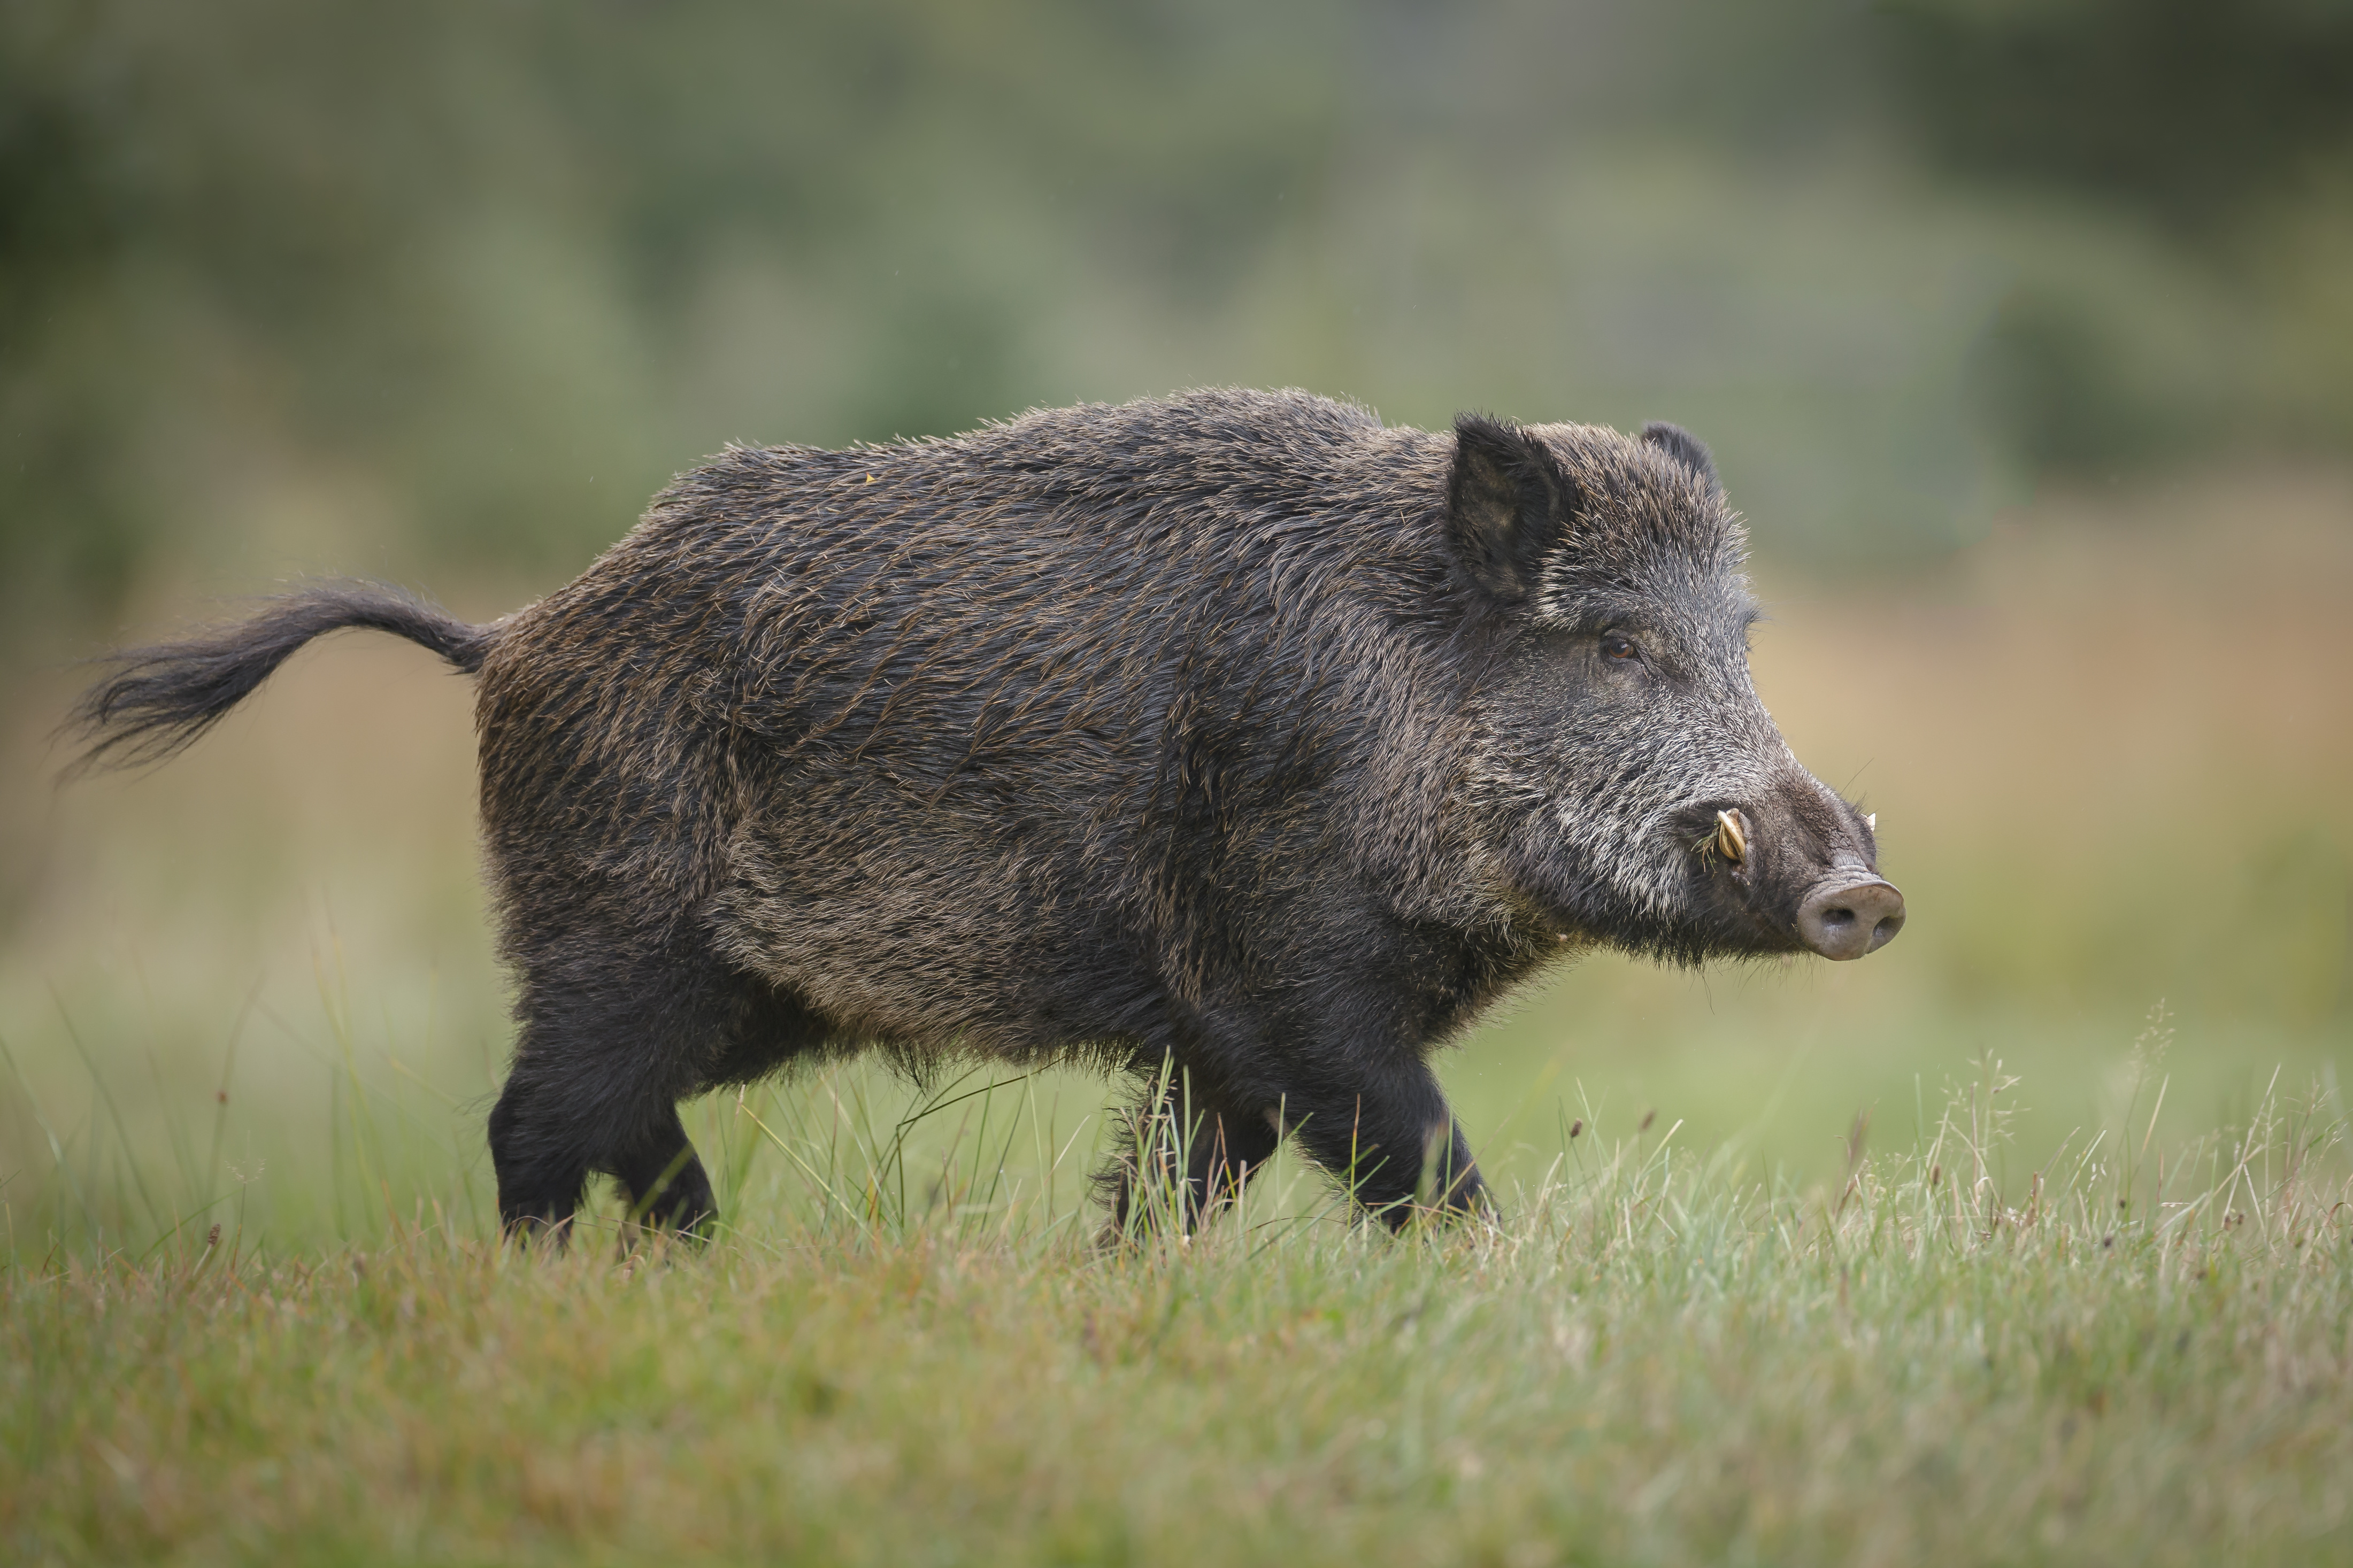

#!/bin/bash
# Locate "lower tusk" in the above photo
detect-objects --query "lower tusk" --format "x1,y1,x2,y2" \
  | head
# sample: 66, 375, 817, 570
1865, 812, 1877, 832
1714, 807, 1749, 864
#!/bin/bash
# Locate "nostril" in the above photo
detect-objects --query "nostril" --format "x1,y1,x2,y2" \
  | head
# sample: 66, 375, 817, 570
1868, 910, 1906, 953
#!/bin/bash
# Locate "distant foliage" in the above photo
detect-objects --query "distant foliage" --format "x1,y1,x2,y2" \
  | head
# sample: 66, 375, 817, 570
1883, 0, 2353, 470
4, 0, 2351, 638
1884, 0, 2353, 231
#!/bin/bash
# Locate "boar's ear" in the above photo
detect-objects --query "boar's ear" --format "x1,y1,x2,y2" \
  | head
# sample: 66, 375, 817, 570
1640, 421, 1718, 492
1447, 414, 1579, 604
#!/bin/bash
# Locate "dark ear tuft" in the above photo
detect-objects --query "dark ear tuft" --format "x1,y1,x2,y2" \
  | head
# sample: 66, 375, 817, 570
1447, 413, 1577, 603
1640, 421, 1718, 491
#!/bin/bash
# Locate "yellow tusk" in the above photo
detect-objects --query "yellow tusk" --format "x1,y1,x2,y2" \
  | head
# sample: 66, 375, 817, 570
1714, 808, 1748, 864
1865, 813, 1877, 832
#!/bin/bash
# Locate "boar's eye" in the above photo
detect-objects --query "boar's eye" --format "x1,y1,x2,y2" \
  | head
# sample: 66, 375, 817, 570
1600, 631, 1642, 663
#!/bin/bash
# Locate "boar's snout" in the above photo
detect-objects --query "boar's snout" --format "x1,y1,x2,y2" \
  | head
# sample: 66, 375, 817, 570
1795, 876, 1905, 960
1682, 786, 1906, 961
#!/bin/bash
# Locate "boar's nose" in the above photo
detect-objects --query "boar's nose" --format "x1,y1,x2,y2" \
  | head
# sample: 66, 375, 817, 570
1796, 876, 1906, 961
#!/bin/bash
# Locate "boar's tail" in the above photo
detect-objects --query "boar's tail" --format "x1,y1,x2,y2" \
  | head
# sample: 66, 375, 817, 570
64, 581, 493, 776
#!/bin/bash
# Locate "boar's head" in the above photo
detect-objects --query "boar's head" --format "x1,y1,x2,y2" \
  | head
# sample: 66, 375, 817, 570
1445, 413, 1904, 966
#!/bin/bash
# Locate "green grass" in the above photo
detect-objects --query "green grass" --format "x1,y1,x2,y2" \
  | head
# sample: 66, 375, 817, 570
6, 1048, 2351, 1567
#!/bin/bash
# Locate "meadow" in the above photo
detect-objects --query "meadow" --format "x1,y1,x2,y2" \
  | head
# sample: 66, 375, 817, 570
4, 473, 2350, 1565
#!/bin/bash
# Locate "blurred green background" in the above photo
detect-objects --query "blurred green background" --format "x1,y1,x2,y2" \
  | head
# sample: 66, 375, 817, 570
4, 0, 2349, 1246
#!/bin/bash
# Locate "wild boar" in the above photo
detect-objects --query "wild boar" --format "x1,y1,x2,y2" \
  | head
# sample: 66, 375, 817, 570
72, 389, 1903, 1239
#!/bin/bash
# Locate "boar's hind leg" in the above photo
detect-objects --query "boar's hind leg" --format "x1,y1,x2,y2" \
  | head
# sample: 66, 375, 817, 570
492, 1032, 717, 1243
489, 937, 770, 1243
487, 1050, 595, 1242
1286, 1060, 1486, 1228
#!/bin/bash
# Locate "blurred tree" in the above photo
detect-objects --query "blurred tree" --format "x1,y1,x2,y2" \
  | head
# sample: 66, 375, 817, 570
1882, 0, 2353, 235
1883, 0, 2353, 472
0, 0, 1359, 638
1, 2, 148, 621
2, 0, 2347, 652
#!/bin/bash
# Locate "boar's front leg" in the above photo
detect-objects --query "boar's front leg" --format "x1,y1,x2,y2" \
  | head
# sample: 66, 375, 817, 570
1280, 1056, 1486, 1227
1103, 1073, 1282, 1237
1102, 1027, 1489, 1232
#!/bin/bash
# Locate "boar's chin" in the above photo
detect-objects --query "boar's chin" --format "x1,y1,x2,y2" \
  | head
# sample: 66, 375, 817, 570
1510, 837, 1805, 969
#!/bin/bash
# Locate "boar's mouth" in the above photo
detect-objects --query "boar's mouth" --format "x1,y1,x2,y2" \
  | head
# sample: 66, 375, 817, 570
1674, 799, 1906, 961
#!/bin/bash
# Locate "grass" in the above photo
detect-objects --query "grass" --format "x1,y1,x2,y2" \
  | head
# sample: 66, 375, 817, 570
6, 1053, 2351, 1567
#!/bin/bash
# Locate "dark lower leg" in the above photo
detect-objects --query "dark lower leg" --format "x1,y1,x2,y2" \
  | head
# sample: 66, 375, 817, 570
1288, 1064, 1486, 1227
1104, 1075, 1281, 1236
489, 1068, 590, 1241
1186, 1103, 1281, 1222
611, 1107, 717, 1235
487, 926, 794, 1243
